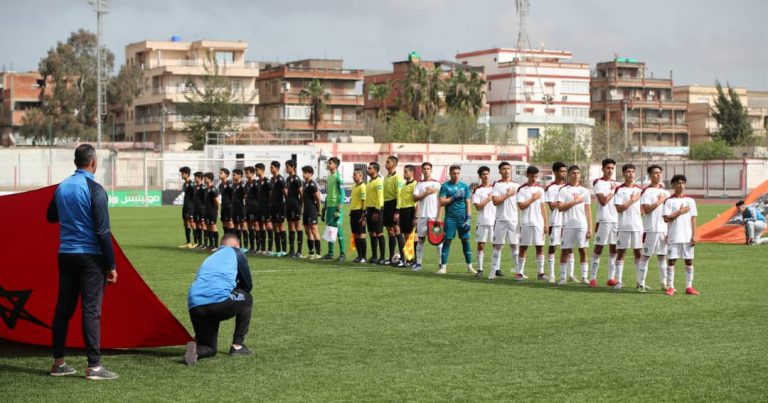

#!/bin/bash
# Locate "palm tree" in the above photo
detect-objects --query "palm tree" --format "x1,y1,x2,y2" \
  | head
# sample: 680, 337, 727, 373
368, 81, 392, 119
446, 70, 486, 118
401, 63, 429, 121
299, 78, 330, 142
425, 66, 444, 120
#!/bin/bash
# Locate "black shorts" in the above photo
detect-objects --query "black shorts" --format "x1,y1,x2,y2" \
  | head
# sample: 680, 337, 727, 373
399, 207, 416, 235
270, 205, 285, 223
204, 212, 217, 225
194, 208, 205, 222
232, 206, 246, 223
366, 207, 383, 233
182, 205, 194, 220
382, 200, 397, 227
303, 208, 319, 226
220, 206, 233, 222
286, 202, 302, 221
350, 210, 365, 234
256, 205, 270, 223
245, 204, 258, 222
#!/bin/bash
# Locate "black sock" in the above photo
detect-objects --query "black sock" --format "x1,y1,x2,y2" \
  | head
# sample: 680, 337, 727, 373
315, 240, 321, 255
388, 235, 396, 260
211, 231, 218, 247
307, 236, 314, 254
297, 231, 303, 254
192, 228, 198, 244
378, 235, 386, 259
354, 238, 362, 258
281, 231, 287, 254
248, 229, 255, 250
185, 227, 191, 243
267, 230, 274, 252
195, 228, 202, 245
397, 234, 405, 259
259, 230, 266, 251
369, 235, 377, 260
289, 231, 295, 255
361, 238, 367, 259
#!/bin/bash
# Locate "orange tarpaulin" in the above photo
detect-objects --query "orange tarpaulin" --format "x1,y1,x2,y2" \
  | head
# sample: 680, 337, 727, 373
697, 179, 768, 244
0, 186, 192, 348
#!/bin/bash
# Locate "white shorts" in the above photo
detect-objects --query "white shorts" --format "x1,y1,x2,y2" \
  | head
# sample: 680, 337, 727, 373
561, 228, 589, 250
617, 231, 643, 250
642, 232, 667, 257
594, 222, 617, 246
519, 226, 545, 246
549, 226, 562, 246
416, 217, 434, 238
476, 224, 493, 243
667, 243, 694, 260
493, 220, 519, 245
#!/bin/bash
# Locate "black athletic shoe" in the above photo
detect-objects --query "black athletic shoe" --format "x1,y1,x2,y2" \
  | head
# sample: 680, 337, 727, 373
229, 344, 253, 356
369, 258, 379, 265
336, 255, 346, 262
381, 259, 391, 266
495, 270, 505, 277
353, 257, 362, 263
322, 254, 334, 260
475, 269, 484, 279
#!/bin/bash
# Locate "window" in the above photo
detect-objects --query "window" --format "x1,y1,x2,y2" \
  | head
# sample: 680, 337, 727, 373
544, 82, 555, 96
215, 51, 234, 65
562, 107, 589, 118
283, 105, 311, 120
561, 80, 589, 94
527, 128, 540, 139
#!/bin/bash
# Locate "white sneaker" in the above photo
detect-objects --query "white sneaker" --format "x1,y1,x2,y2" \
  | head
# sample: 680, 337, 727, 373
487, 271, 496, 280
580, 277, 590, 285
614, 283, 623, 290
436, 265, 447, 274
568, 276, 579, 283
466, 265, 477, 274
557, 279, 567, 286
548, 277, 556, 284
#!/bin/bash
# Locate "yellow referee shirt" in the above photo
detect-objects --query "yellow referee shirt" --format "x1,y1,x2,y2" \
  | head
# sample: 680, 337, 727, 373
365, 176, 384, 209
350, 182, 366, 211
398, 180, 417, 209
383, 172, 404, 203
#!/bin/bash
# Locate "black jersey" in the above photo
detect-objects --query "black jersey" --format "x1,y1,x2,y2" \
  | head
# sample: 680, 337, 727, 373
218, 179, 234, 207
204, 185, 220, 214
303, 179, 320, 213
193, 183, 206, 212
234, 179, 247, 208
270, 175, 286, 206
245, 179, 258, 207
182, 179, 196, 207
286, 174, 302, 204
256, 176, 271, 207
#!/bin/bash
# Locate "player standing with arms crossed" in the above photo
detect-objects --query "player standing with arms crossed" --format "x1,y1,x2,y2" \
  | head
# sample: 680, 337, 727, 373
515, 166, 549, 281
412, 162, 442, 272
638, 165, 670, 291
612, 164, 643, 290
662, 175, 700, 296
591, 159, 619, 286
556, 166, 592, 285
489, 162, 519, 280
472, 166, 495, 278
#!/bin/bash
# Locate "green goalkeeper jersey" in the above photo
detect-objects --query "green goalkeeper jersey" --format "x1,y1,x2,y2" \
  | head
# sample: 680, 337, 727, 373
325, 171, 343, 207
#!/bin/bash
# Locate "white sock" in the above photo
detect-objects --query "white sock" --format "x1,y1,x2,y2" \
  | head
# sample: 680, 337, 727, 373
568, 255, 575, 277
517, 257, 526, 275
536, 255, 545, 274
658, 256, 667, 287
685, 265, 694, 288
547, 253, 556, 278
477, 250, 485, 271
580, 262, 588, 279
416, 240, 424, 264
491, 246, 502, 272
511, 244, 519, 272
607, 254, 616, 280
616, 260, 624, 284
667, 265, 675, 289
638, 258, 649, 286
560, 262, 567, 281
590, 253, 600, 279
437, 243, 443, 259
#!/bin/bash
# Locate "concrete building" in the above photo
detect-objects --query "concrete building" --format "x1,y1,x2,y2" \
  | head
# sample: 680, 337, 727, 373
455, 48, 593, 146
0, 71, 47, 146
257, 59, 364, 141
124, 39, 260, 151
591, 57, 689, 155
363, 52, 486, 118
673, 85, 768, 145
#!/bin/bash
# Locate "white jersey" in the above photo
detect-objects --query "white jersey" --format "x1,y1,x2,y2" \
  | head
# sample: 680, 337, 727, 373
492, 180, 519, 223
663, 195, 698, 244
592, 178, 619, 223
472, 185, 496, 226
516, 184, 545, 228
556, 184, 592, 229
545, 182, 565, 227
414, 180, 441, 219
641, 186, 670, 233
614, 183, 643, 232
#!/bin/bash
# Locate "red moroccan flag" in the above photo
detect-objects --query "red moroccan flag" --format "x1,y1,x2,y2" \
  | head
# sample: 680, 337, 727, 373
0, 186, 192, 348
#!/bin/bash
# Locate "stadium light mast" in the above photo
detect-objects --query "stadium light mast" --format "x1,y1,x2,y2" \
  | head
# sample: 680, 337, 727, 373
88, 0, 109, 148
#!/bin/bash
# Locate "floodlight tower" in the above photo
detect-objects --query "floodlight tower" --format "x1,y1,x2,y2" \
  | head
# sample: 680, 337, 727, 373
88, 0, 109, 147
504, 0, 531, 118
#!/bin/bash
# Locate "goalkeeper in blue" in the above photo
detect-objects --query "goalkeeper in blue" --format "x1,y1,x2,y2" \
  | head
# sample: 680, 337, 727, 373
437, 165, 476, 275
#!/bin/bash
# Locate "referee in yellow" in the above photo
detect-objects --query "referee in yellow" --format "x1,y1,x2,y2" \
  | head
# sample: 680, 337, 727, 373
349, 168, 367, 263
397, 165, 418, 267
382, 156, 405, 265
365, 162, 385, 264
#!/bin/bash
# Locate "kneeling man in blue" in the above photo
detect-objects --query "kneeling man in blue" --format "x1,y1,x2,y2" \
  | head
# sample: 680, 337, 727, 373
437, 165, 476, 274
185, 234, 253, 365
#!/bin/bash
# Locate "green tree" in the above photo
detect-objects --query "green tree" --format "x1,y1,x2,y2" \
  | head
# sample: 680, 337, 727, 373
432, 112, 485, 144
299, 78, 331, 142
712, 80, 754, 146
444, 70, 485, 118
386, 111, 428, 142
22, 29, 115, 143
531, 126, 589, 164
401, 63, 430, 121
106, 64, 144, 141
368, 81, 392, 119
590, 120, 628, 161
689, 140, 733, 160
181, 54, 253, 150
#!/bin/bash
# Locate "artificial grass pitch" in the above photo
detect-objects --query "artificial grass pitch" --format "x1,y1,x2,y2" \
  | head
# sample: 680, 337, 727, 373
1, 204, 766, 402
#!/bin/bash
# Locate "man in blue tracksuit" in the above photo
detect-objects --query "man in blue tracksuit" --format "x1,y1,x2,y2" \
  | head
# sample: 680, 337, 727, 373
437, 165, 476, 275
185, 234, 253, 364
46, 143, 118, 380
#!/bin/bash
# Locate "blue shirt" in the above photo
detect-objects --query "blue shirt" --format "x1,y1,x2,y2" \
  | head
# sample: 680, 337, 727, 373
439, 180, 471, 221
47, 169, 115, 269
188, 247, 252, 309
743, 206, 766, 222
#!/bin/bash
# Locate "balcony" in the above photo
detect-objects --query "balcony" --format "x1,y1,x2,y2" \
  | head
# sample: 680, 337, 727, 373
134, 87, 259, 106
141, 60, 260, 77
132, 113, 258, 131
260, 66, 364, 81
595, 99, 688, 111
283, 119, 363, 132
591, 76, 672, 89
281, 92, 363, 106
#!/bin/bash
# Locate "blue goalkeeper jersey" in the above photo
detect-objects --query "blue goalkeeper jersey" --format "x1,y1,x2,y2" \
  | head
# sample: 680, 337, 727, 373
439, 180, 471, 221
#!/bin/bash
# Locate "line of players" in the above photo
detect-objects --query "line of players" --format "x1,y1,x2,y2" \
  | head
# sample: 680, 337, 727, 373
177, 156, 700, 295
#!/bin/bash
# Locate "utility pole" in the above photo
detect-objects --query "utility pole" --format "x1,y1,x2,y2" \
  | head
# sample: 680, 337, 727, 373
623, 100, 628, 154
89, 0, 109, 147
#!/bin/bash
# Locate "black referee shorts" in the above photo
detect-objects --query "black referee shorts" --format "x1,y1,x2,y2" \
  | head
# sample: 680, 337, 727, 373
382, 200, 397, 227
350, 209, 365, 234
399, 207, 416, 235
366, 207, 383, 233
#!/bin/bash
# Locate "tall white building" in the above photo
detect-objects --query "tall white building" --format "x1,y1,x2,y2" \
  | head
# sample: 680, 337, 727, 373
456, 48, 594, 147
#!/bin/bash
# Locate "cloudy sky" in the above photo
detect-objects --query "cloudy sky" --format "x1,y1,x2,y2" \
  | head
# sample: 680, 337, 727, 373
1, 0, 766, 88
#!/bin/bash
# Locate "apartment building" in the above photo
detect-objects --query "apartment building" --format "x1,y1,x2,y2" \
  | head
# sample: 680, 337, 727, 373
0, 71, 47, 146
124, 39, 260, 151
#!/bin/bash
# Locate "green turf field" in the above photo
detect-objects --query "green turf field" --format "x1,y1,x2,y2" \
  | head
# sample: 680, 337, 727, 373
1, 203, 767, 402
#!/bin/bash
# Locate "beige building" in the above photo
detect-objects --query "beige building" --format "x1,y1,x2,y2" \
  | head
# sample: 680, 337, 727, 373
673, 85, 768, 145
124, 39, 260, 151
257, 59, 363, 141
